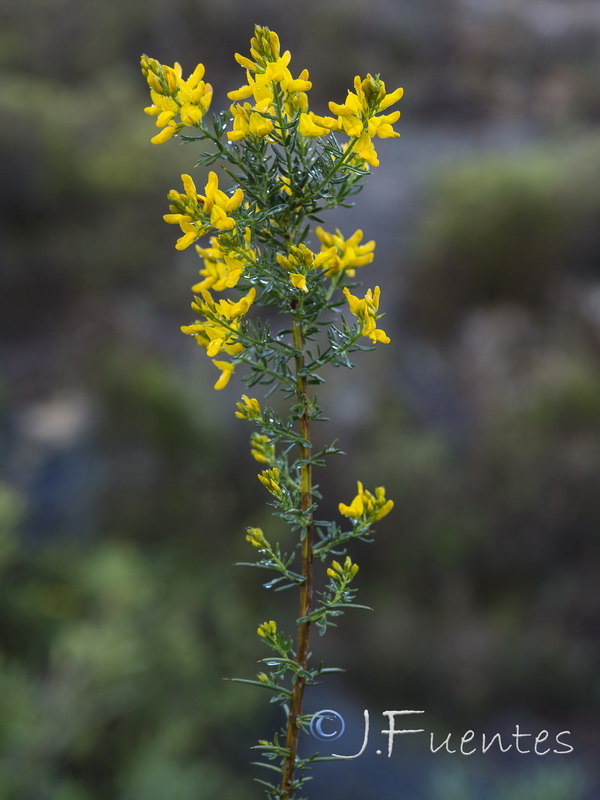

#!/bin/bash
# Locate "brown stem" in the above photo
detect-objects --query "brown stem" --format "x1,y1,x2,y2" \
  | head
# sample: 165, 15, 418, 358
280, 310, 313, 799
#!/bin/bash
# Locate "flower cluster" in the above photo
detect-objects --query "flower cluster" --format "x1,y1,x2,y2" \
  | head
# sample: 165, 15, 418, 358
141, 56, 213, 144
185, 287, 256, 355
343, 285, 390, 343
164, 172, 244, 251
339, 481, 394, 523
328, 74, 403, 166
180, 286, 256, 388
227, 27, 312, 142
258, 467, 284, 499
163, 174, 256, 388
250, 433, 275, 464
327, 556, 359, 582
299, 74, 403, 166
141, 33, 403, 167
246, 527, 269, 549
257, 620, 278, 639
276, 243, 337, 293
235, 395, 262, 421
193, 229, 257, 293
315, 227, 375, 277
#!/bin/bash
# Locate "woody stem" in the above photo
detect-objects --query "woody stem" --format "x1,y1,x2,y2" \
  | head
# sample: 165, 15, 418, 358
280, 304, 313, 799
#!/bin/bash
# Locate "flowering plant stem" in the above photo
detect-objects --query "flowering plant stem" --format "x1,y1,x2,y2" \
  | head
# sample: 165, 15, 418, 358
281, 308, 314, 797
141, 24, 402, 799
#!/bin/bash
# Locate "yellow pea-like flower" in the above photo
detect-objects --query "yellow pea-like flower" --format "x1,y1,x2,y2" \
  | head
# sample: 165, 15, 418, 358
290, 273, 308, 292
246, 527, 269, 548
338, 493, 364, 519
251, 434, 275, 464
325, 73, 403, 168
257, 620, 277, 637
212, 360, 236, 390
141, 55, 213, 144
299, 112, 332, 138
258, 467, 283, 499
235, 395, 261, 420
339, 481, 393, 523
343, 286, 390, 344
164, 172, 244, 250
315, 227, 375, 277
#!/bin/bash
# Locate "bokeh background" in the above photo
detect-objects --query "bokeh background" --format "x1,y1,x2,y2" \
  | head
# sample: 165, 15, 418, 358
1, 0, 600, 798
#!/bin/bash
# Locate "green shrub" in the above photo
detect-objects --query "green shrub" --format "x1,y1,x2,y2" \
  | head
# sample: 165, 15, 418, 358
405, 140, 600, 334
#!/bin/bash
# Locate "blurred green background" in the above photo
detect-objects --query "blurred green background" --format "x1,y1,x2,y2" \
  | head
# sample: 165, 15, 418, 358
1, 0, 599, 798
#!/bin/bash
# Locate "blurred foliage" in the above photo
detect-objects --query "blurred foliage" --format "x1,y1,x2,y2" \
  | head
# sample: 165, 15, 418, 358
0, 484, 263, 800
0, 68, 189, 344
92, 354, 247, 547
405, 137, 600, 335
333, 345, 600, 725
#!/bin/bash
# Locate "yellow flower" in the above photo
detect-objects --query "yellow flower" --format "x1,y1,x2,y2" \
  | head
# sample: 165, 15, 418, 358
315, 227, 375, 277
377, 86, 404, 112
246, 527, 269, 548
327, 73, 403, 168
238, 26, 283, 69
228, 54, 311, 107
327, 556, 359, 580
290, 273, 308, 292
347, 558, 360, 577
206, 286, 256, 321
257, 620, 277, 638
367, 111, 401, 139
181, 286, 256, 358
211, 360, 236, 390
283, 84, 309, 118
339, 481, 394, 522
277, 174, 293, 196
193, 229, 256, 293
250, 433, 275, 464
235, 394, 261, 420
227, 102, 275, 142
227, 25, 313, 140
372, 487, 394, 520
276, 243, 337, 292
329, 91, 364, 137
181, 320, 242, 357
150, 124, 179, 145
298, 112, 336, 138
353, 132, 380, 167
258, 467, 283, 499
338, 490, 365, 519
164, 172, 244, 250
343, 286, 390, 343
141, 56, 213, 144
203, 171, 245, 230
